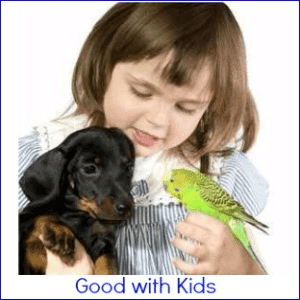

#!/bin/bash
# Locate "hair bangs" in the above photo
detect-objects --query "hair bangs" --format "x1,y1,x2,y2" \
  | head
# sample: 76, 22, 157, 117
72, 3, 259, 174
110, 3, 217, 76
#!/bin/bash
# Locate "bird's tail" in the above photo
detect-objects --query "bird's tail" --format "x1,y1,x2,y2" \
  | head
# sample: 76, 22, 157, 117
229, 219, 268, 274
247, 245, 268, 274
234, 210, 269, 234
244, 216, 269, 235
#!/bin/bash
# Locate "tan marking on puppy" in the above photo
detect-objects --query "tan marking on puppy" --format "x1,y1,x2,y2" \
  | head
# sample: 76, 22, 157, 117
94, 156, 102, 164
94, 253, 118, 275
25, 235, 47, 273
24, 214, 76, 273
76, 198, 101, 219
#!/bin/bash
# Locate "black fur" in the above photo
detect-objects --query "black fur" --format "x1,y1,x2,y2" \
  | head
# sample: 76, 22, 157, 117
19, 126, 135, 275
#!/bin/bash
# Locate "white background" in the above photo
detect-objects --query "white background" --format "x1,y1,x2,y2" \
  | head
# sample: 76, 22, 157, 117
2, 1, 299, 299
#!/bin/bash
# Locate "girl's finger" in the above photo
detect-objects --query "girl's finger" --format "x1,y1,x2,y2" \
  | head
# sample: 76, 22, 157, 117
176, 220, 211, 243
171, 236, 207, 260
172, 258, 213, 275
172, 257, 198, 275
185, 212, 225, 231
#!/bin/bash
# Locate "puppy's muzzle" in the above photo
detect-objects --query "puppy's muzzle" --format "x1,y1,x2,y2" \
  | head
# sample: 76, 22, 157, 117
114, 195, 134, 218
77, 196, 134, 221
115, 203, 130, 215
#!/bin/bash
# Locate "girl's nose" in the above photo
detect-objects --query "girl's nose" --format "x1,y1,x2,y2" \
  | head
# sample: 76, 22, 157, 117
146, 103, 170, 128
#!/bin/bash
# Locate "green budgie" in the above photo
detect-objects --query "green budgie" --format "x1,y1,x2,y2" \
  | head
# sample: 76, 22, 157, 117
162, 168, 268, 269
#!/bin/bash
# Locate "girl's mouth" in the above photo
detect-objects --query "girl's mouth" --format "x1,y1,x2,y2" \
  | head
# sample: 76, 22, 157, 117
132, 128, 161, 147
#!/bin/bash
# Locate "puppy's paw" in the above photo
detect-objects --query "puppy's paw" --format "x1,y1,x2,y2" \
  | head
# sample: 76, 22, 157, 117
41, 221, 76, 266
24, 236, 47, 274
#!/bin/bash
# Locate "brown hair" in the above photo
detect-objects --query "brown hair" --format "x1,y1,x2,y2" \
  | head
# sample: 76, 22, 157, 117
72, 2, 259, 174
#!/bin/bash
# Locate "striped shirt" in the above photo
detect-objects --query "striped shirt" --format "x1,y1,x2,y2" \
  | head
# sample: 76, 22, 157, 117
18, 120, 269, 275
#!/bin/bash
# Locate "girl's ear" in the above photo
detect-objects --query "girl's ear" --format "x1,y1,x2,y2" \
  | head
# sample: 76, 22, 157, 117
19, 148, 67, 206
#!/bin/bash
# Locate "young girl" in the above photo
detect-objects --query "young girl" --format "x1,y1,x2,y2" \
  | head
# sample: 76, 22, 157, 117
18, 2, 269, 275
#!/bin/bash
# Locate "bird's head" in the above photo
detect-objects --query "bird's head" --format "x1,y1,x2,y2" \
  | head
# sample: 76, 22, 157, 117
162, 168, 198, 200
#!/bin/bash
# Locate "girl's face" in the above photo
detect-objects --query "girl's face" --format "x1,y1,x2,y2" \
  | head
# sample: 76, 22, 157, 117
103, 54, 212, 157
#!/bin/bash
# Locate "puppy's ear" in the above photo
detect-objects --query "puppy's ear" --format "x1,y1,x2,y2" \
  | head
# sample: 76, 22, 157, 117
108, 128, 135, 161
19, 148, 67, 206
106, 127, 125, 138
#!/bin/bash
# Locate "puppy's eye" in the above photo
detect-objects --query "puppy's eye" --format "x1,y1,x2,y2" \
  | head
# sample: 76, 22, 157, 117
82, 165, 97, 175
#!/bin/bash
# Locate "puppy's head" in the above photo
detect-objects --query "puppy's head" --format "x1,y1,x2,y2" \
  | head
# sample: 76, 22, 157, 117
65, 127, 135, 220
20, 127, 135, 220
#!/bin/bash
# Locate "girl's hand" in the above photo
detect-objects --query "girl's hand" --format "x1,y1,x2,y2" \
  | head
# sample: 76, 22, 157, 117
171, 212, 264, 275
45, 238, 94, 275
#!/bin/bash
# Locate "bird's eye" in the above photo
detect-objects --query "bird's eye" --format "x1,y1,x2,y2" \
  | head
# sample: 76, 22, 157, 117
174, 187, 180, 192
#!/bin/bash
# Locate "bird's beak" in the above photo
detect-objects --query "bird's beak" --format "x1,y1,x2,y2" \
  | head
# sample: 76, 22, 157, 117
161, 171, 172, 190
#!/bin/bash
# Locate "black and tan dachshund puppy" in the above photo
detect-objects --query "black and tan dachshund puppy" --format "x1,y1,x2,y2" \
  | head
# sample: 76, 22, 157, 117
19, 127, 135, 275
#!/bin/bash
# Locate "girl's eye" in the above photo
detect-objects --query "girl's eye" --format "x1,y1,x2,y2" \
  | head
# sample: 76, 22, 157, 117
130, 86, 152, 98
176, 104, 197, 115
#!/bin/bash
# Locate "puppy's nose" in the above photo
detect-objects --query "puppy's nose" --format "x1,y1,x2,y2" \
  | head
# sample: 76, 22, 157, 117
115, 204, 128, 214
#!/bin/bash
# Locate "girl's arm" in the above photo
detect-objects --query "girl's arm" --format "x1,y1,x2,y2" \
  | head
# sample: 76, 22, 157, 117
172, 212, 265, 275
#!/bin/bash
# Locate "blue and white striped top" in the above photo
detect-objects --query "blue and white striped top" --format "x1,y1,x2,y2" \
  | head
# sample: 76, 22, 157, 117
18, 117, 269, 275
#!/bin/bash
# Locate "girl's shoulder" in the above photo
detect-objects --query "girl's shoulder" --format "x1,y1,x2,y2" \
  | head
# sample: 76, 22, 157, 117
216, 150, 269, 216
21, 114, 89, 154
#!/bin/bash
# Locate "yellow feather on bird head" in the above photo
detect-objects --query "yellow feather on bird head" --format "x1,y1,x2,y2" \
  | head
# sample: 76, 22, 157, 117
162, 168, 200, 201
